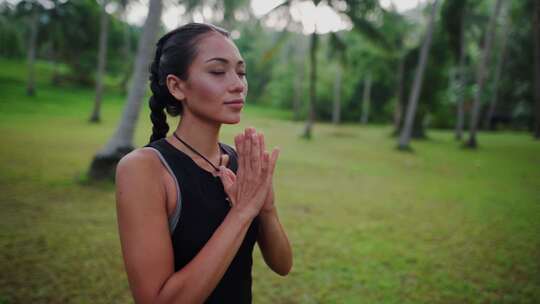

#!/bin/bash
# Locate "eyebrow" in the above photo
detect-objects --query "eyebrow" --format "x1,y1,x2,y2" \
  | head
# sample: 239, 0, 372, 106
205, 57, 245, 65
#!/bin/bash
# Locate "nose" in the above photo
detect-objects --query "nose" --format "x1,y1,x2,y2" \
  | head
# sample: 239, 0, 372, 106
228, 73, 247, 94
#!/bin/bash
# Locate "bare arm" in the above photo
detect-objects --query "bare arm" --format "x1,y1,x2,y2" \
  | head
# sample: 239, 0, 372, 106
256, 133, 293, 276
257, 205, 293, 276
116, 131, 271, 304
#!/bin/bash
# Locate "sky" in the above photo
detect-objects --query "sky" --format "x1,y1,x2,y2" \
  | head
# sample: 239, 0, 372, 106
0, 0, 426, 35
126, 0, 427, 34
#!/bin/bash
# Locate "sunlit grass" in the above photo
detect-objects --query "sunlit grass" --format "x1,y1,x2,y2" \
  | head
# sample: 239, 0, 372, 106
1, 59, 539, 303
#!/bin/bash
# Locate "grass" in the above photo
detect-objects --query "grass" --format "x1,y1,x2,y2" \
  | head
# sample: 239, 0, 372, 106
1, 58, 540, 303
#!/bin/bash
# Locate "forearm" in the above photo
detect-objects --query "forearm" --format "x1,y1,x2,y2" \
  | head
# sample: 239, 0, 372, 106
156, 209, 253, 304
257, 207, 293, 276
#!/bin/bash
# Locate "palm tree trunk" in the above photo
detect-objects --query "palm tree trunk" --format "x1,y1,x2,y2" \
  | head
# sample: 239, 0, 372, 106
397, 0, 439, 151
293, 37, 306, 121
90, 0, 110, 123
455, 12, 467, 141
332, 63, 342, 124
89, 0, 163, 180
483, 15, 510, 130
302, 32, 318, 139
465, 0, 503, 148
393, 56, 405, 132
119, 1, 132, 94
293, 69, 303, 121
534, 0, 540, 139
360, 73, 372, 124
26, 8, 39, 96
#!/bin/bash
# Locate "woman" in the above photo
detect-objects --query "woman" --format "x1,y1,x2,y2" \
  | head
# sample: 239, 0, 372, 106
115, 23, 293, 303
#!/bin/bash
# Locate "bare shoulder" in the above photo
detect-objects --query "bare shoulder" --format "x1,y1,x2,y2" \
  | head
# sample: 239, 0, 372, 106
116, 148, 162, 180
115, 148, 166, 209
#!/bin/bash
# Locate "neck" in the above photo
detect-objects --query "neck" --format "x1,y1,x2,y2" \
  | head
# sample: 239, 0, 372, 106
174, 112, 221, 158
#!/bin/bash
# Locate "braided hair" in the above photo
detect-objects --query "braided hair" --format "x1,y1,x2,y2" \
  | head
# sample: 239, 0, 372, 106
148, 23, 230, 143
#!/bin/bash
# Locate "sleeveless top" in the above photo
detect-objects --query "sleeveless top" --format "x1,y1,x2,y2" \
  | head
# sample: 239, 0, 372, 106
145, 138, 260, 303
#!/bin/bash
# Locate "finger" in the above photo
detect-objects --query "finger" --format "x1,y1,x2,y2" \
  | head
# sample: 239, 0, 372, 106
218, 166, 234, 193
260, 151, 269, 179
268, 147, 280, 177
251, 132, 261, 175
220, 153, 230, 168
224, 167, 236, 183
234, 134, 245, 176
244, 129, 252, 173
258, 133, 265, 164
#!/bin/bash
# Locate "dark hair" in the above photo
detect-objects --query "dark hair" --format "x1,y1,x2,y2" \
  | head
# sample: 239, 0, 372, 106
148, 23, 230, 143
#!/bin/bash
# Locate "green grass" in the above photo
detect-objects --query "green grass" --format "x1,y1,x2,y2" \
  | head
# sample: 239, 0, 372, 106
1, 58, 540, 303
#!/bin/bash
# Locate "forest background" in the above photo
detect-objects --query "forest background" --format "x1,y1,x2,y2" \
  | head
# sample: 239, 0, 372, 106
1, 0, 539, 303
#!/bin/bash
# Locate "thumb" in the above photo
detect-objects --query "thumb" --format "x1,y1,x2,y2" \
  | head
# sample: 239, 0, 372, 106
221, 154, 230, 168
218, 166, 234, 192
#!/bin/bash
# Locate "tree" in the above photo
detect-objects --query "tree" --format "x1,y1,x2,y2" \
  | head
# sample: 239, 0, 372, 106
360, 72, 372, 124
441, 0, 468, 140
534, 0, 540, 139
465, 0, 503, 148
484, 12, 510, 130
262, 0, 385, 138
302, 31, 318, 139
89, 0, 110, 123
329, 32, 347, 125
89, 0, 163, 180
16, 0, 44, 96
397, 0, 440, 151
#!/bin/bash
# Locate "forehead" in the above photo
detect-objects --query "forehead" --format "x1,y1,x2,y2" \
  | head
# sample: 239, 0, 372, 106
194, 32, 244, 64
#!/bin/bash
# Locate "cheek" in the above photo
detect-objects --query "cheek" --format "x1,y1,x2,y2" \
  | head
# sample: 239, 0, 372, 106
190, 75, 225, 103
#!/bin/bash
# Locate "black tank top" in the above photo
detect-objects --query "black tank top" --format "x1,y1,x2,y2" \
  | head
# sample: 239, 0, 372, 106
145, 138, 260, 303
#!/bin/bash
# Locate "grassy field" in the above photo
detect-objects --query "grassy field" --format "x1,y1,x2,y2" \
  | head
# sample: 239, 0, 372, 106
1, 58, 540, 303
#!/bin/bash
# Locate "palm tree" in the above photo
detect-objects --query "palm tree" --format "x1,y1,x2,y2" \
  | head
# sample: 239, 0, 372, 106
360, 72, 372, 124
534, 0, 540, 139
89, 0, 163, 180
264, 0, 385, 138
89, 0, 110, 123
465, 0, 503, 148
117, 0, 132, 94
16, 0, 43, 96
329, 32, 347, 125
441, 0, 468, 140
26, 6, 38, 96
484, 13, 510, 130
397, 0, 440, 151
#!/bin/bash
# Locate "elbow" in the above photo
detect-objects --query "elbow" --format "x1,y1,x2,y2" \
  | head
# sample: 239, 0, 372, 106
273, 257, 293, 276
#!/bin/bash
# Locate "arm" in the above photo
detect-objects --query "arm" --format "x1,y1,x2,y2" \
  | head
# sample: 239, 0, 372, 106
116, 138, 269, 304
257, 188, 293, 276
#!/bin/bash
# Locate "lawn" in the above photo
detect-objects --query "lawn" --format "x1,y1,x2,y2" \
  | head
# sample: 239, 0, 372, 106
1, 59, 539, 303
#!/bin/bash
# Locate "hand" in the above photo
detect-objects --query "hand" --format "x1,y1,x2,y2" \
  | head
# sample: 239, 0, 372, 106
218, 128, 279, 220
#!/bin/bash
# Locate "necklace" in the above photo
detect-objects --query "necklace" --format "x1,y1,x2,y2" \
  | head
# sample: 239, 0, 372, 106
173, 132, 222, 174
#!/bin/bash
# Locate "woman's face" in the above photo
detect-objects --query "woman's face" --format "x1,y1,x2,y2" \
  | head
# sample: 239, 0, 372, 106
168, 32, 248, 125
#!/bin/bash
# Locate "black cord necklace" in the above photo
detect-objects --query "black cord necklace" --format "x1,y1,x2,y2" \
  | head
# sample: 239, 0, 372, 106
173, 132, 222, 174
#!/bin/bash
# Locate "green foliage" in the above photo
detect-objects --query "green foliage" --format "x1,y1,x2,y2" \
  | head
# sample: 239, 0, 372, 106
0, 0, 536, 130
0, 4, 25, 58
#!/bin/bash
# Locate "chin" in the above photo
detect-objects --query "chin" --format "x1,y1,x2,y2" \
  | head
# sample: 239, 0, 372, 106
221, 113, 242, 125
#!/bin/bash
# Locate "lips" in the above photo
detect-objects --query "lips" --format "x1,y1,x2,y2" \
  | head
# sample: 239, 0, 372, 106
224, 99, 244, 105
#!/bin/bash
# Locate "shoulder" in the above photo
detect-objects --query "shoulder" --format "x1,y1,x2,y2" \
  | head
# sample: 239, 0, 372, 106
117, 148, 161, 176
115, 148, 163, 198
115, 148, 169, 217
220, 142, 237, 157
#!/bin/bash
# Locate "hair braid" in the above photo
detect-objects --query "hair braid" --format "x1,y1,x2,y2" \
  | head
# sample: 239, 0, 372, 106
148, 40, 169, 143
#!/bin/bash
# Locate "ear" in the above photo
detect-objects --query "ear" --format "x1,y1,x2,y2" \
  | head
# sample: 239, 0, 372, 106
166, 74, 187, 101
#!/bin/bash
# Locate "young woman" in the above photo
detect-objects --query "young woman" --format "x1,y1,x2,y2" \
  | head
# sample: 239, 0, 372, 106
115, 23, 292, 304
